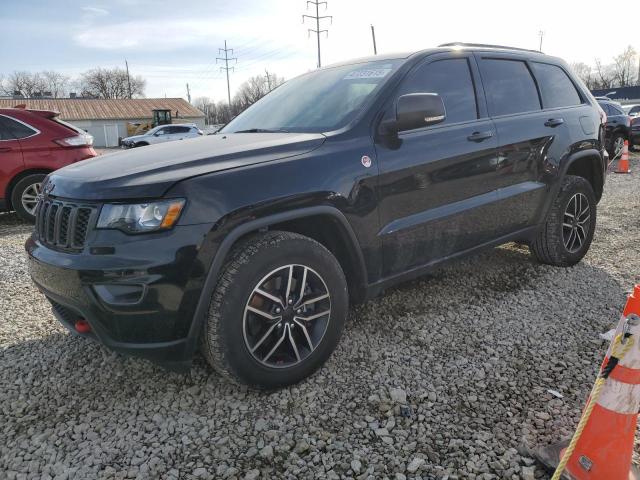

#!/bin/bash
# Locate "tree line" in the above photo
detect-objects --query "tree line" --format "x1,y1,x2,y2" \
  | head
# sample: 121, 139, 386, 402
571, 45, 639, 90
193, 72, 285, 125
0, 67, 146, 99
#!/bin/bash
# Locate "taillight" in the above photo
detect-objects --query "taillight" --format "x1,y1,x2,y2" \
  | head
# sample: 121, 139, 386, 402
54, 133, 94, 147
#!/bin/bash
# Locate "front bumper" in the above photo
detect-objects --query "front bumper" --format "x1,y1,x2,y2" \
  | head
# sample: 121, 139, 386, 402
26, 222, 214, 370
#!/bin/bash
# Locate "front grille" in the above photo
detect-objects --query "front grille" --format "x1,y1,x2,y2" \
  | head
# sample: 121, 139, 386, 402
35, 198, 97, 252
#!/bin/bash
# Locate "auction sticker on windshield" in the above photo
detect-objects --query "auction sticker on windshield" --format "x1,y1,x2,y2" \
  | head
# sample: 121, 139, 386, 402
344, 68, 392, 80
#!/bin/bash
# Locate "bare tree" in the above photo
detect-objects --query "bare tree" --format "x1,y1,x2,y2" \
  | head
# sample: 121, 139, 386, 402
4, 71, 46, 97
79, 67, 146, 99
593, 59, 615, 90
40, 71, 70, 98
232, 73, 285, 114
192, 96, 218, 125
570, 62, 596, 89
612, 45, 638, 87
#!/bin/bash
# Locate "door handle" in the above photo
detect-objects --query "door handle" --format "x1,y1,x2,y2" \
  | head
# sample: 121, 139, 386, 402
544, 118, 565, 127
0, 147, 12, 152
467, 131, 493, 142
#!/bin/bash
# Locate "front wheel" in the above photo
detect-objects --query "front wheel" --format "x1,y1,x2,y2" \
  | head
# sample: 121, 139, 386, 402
201, 231, 349, 389
11, 173, 47, 223
608, 133, 626, 158
530, 175, 596, 266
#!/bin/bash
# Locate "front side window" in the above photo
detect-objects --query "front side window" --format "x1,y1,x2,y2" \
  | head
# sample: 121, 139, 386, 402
398, 58, 478, 125
0, 115, 38, 140
531, 62, 582, 108
479, 59, 541, 116
221, 59, 403, 133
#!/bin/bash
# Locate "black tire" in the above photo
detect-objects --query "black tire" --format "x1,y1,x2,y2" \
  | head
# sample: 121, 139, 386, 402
134, 142, 149, 147
530, 175, 596, 267
201, 231, 348, 389
607, 133, 626, 158
10, 173, 47, 223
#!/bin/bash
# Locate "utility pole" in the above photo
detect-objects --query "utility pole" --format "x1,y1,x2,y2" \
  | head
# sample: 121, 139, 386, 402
303, 1, 332, 68
186, 83, 191, 103
370, 25, 377, 55
538, 30, 544, 52
125, 59, 132, 98
217, 40, 237, 105
265, 69, 273, 91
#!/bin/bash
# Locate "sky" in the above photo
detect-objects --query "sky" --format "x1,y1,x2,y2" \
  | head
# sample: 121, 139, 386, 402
1, 0, 638, 103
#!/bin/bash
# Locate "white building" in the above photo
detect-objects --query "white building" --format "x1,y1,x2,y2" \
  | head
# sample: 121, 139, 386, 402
0, 97, 205, 147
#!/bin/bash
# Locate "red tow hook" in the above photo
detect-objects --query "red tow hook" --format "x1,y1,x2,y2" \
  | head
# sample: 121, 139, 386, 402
74, 319, 91, 334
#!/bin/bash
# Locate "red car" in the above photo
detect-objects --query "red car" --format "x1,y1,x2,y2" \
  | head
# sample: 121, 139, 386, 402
0, 107, 97, 222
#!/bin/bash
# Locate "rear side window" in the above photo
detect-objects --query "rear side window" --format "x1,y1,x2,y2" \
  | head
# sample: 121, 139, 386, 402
479, 59, 541, 116
610, 104, 624, 116
531, 62, 582, 108
0, 115, 38, 140
399, 58, 478, 125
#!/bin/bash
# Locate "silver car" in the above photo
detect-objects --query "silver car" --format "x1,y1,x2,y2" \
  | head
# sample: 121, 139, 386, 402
121, 124, 203, 148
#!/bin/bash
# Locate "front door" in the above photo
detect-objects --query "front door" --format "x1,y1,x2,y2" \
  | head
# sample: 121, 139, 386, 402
375, 54, 502, 277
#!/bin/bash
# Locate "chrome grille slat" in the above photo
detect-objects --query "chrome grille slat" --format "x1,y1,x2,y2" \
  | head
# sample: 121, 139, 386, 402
35, 198, 96, 252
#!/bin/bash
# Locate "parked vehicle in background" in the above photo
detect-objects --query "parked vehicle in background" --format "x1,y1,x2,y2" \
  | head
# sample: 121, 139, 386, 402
27, 44, 607, 389
597, 98, 632, 157
0, 107, 96, 222
631, 117, 640, 150
623, 104, 640, 118
121, 124, 203, 148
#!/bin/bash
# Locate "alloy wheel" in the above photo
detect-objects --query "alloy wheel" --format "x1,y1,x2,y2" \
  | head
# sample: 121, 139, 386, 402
562, 192, 590, 253
21, 182, 42, 215
613, 136, 625, 156
243, 264, 331, 368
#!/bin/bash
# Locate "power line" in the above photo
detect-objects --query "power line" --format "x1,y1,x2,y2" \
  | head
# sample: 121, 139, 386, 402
217, 40, 237, 105
302, 1, 332, 68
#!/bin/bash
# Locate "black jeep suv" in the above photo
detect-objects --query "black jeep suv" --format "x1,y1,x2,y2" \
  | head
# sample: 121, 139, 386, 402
27, 44, 607, 389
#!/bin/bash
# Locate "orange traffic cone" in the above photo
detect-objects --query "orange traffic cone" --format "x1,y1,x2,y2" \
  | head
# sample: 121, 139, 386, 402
615, 140, 631, 174
536, 285, 640, 479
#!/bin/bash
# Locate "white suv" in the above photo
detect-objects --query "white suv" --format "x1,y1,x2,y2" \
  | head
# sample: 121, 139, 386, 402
121, 124, 203, 148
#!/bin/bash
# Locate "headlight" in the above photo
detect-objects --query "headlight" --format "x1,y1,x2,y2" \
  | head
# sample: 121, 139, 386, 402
97, 199, 185, 234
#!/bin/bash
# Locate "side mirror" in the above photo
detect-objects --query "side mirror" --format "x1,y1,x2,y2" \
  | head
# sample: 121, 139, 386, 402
385, 93, 446, 134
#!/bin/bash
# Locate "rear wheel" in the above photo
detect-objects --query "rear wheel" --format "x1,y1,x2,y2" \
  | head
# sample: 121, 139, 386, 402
201, 231, 348, 389
11, 173, 47, 223
530, 175, 596, 266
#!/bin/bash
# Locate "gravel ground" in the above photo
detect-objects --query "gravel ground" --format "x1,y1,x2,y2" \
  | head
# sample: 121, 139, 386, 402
1, 154, 640, 480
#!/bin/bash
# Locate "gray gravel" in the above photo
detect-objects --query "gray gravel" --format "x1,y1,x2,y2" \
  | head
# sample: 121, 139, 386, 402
2, 154, 640, 479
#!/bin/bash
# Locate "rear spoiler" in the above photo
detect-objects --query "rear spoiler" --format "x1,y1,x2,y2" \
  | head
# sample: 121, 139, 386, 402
12, 104, 60, 118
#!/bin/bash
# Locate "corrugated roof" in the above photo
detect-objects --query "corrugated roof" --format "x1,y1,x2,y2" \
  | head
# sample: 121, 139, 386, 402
0, 98, 204, 121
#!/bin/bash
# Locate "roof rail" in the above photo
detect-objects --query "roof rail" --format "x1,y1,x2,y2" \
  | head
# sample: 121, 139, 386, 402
438, 42, 542, 54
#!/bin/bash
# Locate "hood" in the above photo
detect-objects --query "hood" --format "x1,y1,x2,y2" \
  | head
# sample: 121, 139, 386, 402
45, 132, 326, 200
123, 134, 147, 142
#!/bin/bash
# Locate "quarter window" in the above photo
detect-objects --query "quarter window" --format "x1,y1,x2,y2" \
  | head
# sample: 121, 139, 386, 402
399, 58, 478, 125
0, 115, 38, 140
531, 62, 582, 108
479, 59, 541, 116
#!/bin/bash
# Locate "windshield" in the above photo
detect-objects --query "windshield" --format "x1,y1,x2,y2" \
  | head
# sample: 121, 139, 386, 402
221, 59, 403, 134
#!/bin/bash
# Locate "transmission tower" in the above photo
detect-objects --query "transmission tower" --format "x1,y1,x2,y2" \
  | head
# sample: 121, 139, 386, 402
302, 1, 332, 68
217, 40, 237, 105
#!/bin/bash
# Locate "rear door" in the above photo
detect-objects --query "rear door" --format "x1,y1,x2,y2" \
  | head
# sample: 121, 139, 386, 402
0, 115, 28, 203
375, 53, 502, 277
476, 55, 577, 234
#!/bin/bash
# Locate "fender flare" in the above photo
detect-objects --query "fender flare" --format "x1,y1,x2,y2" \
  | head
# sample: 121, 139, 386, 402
537, 148, 604, 224
183, 205, 368, 359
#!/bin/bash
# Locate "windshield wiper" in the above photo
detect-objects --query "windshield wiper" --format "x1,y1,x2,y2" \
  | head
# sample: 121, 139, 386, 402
234, 128, 289, 133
